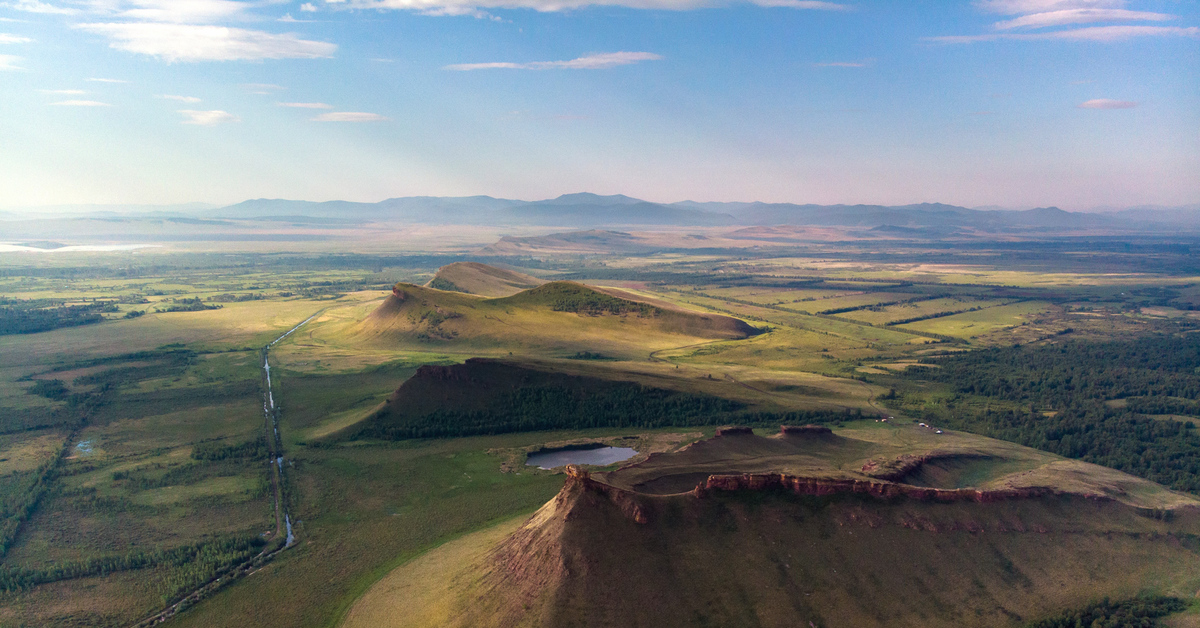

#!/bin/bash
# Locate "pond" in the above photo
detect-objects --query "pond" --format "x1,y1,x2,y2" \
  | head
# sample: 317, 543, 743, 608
525, 445, 638, 470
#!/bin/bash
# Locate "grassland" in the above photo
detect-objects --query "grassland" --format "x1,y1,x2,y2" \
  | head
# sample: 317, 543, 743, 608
1, 236, 1198, 627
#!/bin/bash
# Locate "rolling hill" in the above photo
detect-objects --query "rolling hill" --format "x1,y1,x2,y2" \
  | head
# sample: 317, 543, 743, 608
353, 280, 759, 357
343, 426, 1200, 628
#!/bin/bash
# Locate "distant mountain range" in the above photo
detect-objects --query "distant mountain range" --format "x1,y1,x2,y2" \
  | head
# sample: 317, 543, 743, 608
206, 193, 1199, 231
7, 194, 1196, 232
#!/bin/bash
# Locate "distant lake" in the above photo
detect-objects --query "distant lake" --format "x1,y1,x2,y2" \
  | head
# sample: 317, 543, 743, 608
526, 445, 638, 470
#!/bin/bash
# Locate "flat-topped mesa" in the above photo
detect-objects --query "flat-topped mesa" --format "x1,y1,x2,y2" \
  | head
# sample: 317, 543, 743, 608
714, 426, 754, 437
694, 473, 1088, 504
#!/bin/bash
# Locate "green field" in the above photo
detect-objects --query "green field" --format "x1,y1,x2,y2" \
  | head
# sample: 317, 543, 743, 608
0, 237, 1198, 627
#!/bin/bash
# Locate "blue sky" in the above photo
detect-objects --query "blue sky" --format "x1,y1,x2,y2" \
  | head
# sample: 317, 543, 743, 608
1, 0, 1197, 209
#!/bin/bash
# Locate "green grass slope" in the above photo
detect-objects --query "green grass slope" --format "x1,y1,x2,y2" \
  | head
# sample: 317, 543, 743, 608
345, 428, 1200, 628
353, 281, 760, 358
425, 262, 546, 297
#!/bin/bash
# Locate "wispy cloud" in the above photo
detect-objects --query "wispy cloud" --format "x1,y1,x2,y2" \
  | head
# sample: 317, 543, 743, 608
0, 33, 32, 43
278, 101, 334, 108
158, 94, 201, 102
928, 25, 1199, 43
75, 23, 337, 62
242, 83, 286, 93
104, 0, 248, 24
311, 111, 388, 121
0, 53, 24, 70
935, 0, 1196, 44
322, 0, 847, 13
87, 77, 129, 83
445, 51, 661, 71
1078, 98, 1136, 109
992, 9, 1174, 30
50, 100, 112, 106
975, 0, 1124, 15
178, 109, 238, 125
2, 0, 77, 14
745, 0, 847, 7
38, 88, 88, 94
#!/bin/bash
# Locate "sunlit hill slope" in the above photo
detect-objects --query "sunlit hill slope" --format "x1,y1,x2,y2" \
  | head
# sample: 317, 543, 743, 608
354, 279, 759, 357
425, 261, 547, 297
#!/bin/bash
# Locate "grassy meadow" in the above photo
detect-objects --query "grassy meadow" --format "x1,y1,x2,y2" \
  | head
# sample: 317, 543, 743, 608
0, 236, 1198, 626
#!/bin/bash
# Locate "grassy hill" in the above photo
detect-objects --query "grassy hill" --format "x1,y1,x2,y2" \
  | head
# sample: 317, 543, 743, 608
343, 426, 1200, 628
353, 281, 760, 358
425, 262, 546, 297
335, 359, 862, 441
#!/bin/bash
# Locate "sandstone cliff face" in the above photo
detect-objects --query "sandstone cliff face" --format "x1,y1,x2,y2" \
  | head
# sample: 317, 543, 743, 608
694, 473, 1082, 504
566, 466, 649, 524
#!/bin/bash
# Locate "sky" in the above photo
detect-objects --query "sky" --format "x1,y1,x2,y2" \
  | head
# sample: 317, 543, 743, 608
0, 0, 1197, 210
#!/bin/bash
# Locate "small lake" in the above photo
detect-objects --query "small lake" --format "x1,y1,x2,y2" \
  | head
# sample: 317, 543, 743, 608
525, 446, 638, 470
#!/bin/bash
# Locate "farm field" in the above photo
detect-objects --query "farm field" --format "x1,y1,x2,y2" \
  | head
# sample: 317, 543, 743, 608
897, 300, 1055, 338
839, 297, 1011, 326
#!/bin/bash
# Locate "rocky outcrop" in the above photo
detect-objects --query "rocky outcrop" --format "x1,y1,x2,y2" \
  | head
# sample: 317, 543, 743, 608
694, 473, 1094, 504
715, 426, 754, 437
566, 466, 649, 524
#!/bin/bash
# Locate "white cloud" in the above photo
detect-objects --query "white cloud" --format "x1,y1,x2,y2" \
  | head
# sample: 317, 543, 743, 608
1078, 98, 1137, 109
0, 53, 23, 70
323, 0, 846, 12
445, 51, 661, 71
278, 13, 315, 21
300, 2, 317, 10
975, 0, 1124, 15
158, 94, 201, 102
993, 8, 1173, 30
178, 109, 238, 124
1044, 24, 1197, 40
746, 0, 846, 7
0, 33, 32, 43
76, 22, 337, 61
311, 111, 387, 121
2, 0, 77, 14
50, 100, 112, 106
928, 25, 1198, 43
278, 101, 333, 108
104, 0, 248, 24
940, 0, 1196, 44
38, 88, 88, 94
87, 77, 129, 82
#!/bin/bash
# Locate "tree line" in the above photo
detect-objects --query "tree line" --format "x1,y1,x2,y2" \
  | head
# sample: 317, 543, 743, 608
907, 333, 1200, 492
1025, 596, 1186, 628
351, 381, 858, 440
0, 299, 116, 335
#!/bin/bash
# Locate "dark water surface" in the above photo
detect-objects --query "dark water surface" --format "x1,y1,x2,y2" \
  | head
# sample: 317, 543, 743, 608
525, 446, 638, 469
